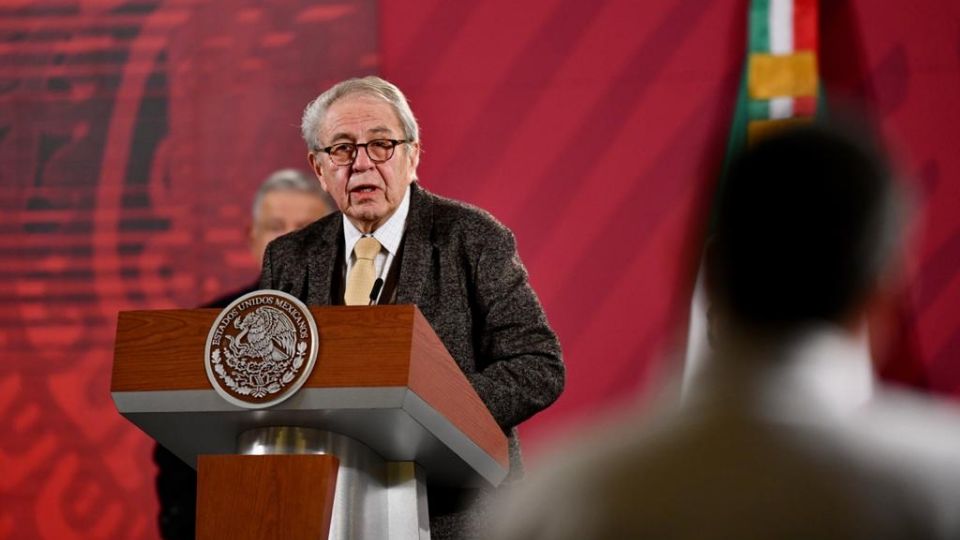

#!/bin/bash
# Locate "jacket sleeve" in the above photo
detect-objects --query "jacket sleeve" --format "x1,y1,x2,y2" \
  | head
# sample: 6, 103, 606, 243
465, 224, 565, 430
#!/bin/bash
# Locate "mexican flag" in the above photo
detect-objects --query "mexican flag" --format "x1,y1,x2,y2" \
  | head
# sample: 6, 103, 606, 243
682, 0, 829, 386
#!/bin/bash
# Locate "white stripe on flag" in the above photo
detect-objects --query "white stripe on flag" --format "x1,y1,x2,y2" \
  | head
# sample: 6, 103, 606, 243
769, 97, 795, 119
769, 0, 794, 54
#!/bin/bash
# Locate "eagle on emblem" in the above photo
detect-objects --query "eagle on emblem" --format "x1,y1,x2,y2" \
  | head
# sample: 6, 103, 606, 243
226, 306, 297, 362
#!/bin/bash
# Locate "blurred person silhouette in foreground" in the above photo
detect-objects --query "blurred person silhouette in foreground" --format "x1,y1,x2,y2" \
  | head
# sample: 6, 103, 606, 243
491, 123, 960, 540
153, 168, 333, 540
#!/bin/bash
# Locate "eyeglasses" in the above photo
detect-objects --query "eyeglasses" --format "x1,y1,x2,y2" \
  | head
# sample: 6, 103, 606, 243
317, 139, 410, 166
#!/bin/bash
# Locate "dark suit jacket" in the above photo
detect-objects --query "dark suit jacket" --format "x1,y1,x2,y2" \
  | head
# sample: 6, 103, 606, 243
261, 183, 565, 538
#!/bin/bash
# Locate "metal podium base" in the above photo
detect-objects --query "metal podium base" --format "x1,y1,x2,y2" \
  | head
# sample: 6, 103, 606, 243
238, 427, 430, 540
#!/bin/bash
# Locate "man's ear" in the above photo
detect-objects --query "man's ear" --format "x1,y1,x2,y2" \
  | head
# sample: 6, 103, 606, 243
407, 141, 421, 173
308, 152, 329, 192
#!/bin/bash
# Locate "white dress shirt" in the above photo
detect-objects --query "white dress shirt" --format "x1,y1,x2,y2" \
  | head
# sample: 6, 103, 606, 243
342, 185, 411, 286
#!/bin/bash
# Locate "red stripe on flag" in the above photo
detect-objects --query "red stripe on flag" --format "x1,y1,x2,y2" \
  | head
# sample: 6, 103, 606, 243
794, 95, 817, 116
794, 0, 818, 51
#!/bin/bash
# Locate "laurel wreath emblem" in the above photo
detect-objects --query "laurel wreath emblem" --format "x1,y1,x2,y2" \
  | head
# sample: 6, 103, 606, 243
209, 340, 308, 398
204, 291, 318, 409
209, 304, 310, 399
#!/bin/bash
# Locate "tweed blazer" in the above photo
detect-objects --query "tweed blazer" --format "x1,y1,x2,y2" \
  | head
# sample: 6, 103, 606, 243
260, 183, 565, 477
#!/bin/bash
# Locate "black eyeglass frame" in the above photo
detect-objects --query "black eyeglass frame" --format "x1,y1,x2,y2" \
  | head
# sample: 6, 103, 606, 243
316, 138, 411, 165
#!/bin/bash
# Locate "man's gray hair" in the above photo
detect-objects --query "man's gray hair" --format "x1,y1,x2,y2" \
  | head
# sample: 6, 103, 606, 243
251, 168, 333, 220
300, 76, 420, 150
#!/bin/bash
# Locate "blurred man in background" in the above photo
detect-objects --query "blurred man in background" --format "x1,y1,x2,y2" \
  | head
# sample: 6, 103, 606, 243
153, 168, 334, 540
491, 123, 960, 540
205, 168, 335, 307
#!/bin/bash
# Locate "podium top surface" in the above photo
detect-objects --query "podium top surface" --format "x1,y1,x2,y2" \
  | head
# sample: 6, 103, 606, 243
112, 304, 509, 487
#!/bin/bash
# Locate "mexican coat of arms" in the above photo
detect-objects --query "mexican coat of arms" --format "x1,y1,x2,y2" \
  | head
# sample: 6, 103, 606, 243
204, 290, 318, 409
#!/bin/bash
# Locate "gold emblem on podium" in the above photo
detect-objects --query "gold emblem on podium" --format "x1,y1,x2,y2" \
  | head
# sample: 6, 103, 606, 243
204, 290, 318, 408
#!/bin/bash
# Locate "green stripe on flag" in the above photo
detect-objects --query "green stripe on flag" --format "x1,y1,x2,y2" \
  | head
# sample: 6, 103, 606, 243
748, 99, 770, 121
749, 0, 770, 53
816, 81, 828, 120
709, 62, 751, 232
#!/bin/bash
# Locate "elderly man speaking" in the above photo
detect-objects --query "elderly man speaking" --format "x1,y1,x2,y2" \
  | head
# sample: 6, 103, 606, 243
260, 76, 565, 539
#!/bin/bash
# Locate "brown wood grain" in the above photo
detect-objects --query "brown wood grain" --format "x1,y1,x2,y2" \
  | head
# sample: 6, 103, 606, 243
407, 309, 510, 468
113, 304, 509, 469
112, 308, 217, 391
196, 454, 338, 540
112, 305, 418, 391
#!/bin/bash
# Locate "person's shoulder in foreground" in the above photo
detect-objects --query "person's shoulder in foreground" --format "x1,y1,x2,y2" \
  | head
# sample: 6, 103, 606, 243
488, 122, 960, 540
491, 382, 960, 540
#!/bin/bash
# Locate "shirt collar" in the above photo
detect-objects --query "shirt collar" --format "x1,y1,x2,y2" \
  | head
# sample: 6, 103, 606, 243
688, 324, 876, 422
342, 184, 411, 257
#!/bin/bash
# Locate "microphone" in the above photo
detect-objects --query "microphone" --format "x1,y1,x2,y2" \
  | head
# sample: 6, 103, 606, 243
368, 278, 384, 306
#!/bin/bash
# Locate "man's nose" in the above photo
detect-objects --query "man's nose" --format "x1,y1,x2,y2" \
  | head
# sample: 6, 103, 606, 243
351, 145, 375, 171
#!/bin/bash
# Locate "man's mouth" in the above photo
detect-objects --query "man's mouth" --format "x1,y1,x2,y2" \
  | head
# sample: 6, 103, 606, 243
350, 184, 379, 194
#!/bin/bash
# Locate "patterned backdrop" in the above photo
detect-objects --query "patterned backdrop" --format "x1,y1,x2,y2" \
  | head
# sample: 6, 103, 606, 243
3, 1, 959, 538
0, 1, 377, 538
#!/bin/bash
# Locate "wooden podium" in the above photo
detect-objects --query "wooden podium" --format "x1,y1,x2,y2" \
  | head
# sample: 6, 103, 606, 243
112, 304, 509, 540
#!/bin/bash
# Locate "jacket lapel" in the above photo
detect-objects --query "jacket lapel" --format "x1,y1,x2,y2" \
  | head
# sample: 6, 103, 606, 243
395, 183, 434, 306
305, 216, 342, 306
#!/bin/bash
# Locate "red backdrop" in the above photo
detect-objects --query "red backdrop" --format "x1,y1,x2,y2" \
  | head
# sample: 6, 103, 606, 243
3, 1, 959, 538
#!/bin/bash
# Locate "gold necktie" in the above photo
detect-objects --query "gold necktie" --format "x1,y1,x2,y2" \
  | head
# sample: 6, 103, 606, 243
344, 236, 382, 305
